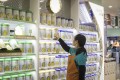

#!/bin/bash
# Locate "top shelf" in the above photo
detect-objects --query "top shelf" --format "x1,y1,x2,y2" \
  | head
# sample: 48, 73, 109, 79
0, 19, 36, 26
39, 24, 76, 31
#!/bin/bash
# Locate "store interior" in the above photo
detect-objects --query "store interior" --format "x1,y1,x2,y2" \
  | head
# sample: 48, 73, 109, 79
0, 0, 119, 80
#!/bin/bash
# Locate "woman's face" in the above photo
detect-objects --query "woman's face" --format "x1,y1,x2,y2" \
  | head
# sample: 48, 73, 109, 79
73, 39, 78, 47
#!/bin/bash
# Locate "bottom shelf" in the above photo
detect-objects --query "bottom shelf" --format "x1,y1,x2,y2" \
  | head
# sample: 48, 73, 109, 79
0, 69, 36, 80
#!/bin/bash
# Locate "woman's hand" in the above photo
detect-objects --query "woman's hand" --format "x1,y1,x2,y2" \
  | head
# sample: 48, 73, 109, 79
54, 33, 60, 40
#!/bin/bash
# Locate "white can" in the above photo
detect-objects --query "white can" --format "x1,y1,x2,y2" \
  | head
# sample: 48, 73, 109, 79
60, 31, 65, 39
56, 17, 61, 26
40, 73, 45, 80
51, 71, 56, 80
40, 13, 47, 24
41, 58, 46, 69
45, 72, 51, 80
65, 19, 68, 27
40, 28, 46, 39
46, 29, 52, 39
55, 56, 60, 67
26, 11, 33, 22
61, 18, 65, 27
55, 43, 60, 54
47, 13, 51, 25
45, 57, 50, 68
39, 43, 45, 53
25, 42, 33, 54
6, 7, 13, 19
51, 14, 56, 25
50, 57, 55, 68
46, 43, 51, 53
13, 9, 19, 20
20, 10, 26, 21
0, 6, 5, 18
60, 55, 65, 66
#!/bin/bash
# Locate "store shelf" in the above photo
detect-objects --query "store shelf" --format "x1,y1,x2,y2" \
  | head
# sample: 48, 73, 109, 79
79, 30, 98, 34
40, 24, 76, 31
0, 69, 35, 75
80, 22, 95, 27
0, 36, 36, 40
86, 71, 98, 75
0, 53, 36, 58
87, 61, 99, 64
39, 69, 55, 73
39, 66, 67, 73
0, 19, 35, 25
39, 39, 72, 43
39, 53, 69, 56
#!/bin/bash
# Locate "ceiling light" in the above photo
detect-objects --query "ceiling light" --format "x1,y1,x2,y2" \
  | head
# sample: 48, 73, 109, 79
109, 6, 112, 8
50, 0, 62, 13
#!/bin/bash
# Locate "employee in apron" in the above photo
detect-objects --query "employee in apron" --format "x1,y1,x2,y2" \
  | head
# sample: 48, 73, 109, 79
54, 33, 87, 80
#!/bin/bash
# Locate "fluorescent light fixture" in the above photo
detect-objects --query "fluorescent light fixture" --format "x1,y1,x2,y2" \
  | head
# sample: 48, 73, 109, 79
109, 6, 112, 8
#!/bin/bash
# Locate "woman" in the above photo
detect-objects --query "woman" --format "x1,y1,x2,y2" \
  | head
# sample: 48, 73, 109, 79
54, 33, 87, 80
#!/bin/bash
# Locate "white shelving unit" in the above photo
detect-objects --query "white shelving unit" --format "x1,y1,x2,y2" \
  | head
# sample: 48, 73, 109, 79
0, 19, 38, 79
0, 1, 103, 80
71, 0, 104, 80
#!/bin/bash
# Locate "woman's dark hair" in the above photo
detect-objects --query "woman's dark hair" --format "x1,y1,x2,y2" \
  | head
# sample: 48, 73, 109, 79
74, 34, 87, 55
